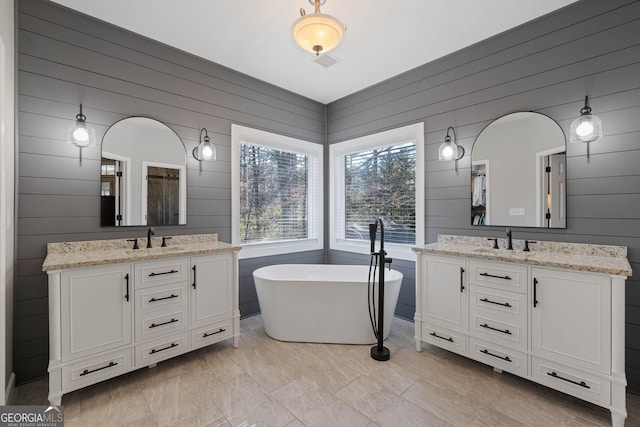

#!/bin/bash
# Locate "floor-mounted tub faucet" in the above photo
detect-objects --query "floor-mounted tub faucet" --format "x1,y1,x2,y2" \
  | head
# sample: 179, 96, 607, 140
147, 227, 155, 248
506, 228, 513, 250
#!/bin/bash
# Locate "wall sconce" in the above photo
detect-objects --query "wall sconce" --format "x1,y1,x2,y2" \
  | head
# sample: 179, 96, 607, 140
192, 128, 216, 162
67, 104, 96, 148
569, 95, 603, 143
438, 126, 464, 161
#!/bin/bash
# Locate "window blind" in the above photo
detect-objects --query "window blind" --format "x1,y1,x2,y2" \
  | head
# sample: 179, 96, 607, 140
344, 142, 416, 245
239, 143, 318, 244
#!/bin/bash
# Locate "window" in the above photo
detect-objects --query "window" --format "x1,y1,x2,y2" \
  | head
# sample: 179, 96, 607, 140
330, 123, 424, 260
232, 125, 323, 259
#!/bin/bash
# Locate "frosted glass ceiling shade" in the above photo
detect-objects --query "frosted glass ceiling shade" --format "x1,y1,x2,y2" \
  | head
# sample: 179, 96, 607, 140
569, 96, 603, 143
293, 0, 345, 56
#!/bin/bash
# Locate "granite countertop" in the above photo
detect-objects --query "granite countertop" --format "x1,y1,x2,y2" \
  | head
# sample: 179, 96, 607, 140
42, 233, 241, 272
412, 235, 632, 277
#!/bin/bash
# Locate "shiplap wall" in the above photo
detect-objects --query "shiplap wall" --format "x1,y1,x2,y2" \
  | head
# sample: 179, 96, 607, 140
327, 0, 640, 391
16, 0, 640, 392
16, 0, 325, 383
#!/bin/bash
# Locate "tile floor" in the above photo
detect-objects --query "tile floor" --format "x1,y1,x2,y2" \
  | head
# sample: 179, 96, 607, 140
14, 316, 640, 426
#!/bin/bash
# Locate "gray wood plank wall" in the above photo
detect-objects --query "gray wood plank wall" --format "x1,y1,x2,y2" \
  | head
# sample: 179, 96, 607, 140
326, 0, 640, 391
16, 0, 325, 383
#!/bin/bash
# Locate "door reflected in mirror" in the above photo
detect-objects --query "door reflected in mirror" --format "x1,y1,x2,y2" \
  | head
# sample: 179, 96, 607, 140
471, 112, 566, 228
100, 117, 187, 227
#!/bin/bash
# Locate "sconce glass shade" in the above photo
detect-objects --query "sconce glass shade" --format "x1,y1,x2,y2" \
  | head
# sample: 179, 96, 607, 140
569, 96, 603, 143
193, 128, 216, 161
438, 126, 464, 161
67, 104, 96, 148
293, 0, 345, 56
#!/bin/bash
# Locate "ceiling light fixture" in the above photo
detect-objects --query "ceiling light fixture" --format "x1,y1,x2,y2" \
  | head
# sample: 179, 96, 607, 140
438, 126, 464, 161
569, 95, 603, 143
293, 0, 346, 56
67, 104, 96, 148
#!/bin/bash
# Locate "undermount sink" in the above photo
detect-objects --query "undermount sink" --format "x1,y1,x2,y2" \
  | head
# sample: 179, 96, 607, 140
125, 246, 184, 255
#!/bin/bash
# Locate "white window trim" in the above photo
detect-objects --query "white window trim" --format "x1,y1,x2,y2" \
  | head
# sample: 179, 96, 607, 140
231, 124, 323, 259
329, 123, 424, 261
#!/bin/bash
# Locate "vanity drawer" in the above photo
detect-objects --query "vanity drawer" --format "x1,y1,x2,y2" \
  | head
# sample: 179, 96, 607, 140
136, 282, 188, 314
470, 285, 527, 331
422, 324, 467, 356
191, 319, 234, 350
470, 311, 526, 351
135, 332, 189, 367
469, 338, 527, 377
135, 258, 189, 289
468, 260, 528, 293
61, 348, 133, 394
531, 357, 610, 406
136, 309, 187, 341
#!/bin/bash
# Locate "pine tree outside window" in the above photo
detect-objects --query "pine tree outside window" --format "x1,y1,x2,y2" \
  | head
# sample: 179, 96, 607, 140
330, 123, 424, 261
232, 125, 323, 259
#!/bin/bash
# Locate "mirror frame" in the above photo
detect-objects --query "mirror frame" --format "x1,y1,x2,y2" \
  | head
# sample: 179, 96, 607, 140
470, 111, 567, 229
100, 116, 188, 227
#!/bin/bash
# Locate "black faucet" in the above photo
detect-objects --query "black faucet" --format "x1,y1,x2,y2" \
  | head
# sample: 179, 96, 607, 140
147, 227, 155, 248
506, 228, 513, 250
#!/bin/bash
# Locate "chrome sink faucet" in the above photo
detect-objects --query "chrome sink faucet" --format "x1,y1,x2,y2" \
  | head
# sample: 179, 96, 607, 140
147, 227, 155, 248
506, 228, 513, 250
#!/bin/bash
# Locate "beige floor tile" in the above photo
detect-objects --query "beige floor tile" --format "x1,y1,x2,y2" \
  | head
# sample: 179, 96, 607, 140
12, 315, 640, 427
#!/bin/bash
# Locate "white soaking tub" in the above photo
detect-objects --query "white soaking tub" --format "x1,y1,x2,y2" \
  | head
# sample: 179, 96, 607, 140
253, 264, 402, 344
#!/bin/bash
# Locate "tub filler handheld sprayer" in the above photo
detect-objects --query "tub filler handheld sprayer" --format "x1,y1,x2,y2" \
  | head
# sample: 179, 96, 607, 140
369, 219, 393, 361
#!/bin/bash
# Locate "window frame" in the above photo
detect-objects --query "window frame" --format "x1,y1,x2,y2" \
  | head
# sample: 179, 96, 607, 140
232, 124, 323, 259
329, 123, 424, 261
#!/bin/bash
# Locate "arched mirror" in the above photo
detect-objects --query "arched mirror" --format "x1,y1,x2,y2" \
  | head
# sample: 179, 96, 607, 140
471, 112, 566, 228
100, 117, 187, 226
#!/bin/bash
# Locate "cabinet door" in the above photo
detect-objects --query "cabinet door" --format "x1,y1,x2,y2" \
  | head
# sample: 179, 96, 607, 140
422, 255, 468, 333
61, 264, 133, 361
191, 254, 232, 328
531, 268, 611, 374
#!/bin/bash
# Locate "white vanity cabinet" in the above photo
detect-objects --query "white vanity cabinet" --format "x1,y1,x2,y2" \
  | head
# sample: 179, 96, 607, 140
190, 253, 235, 350
45, 239, 240, 406
414, 247, 630, 426
55, 264, 134, 395
419, 255, 468, 355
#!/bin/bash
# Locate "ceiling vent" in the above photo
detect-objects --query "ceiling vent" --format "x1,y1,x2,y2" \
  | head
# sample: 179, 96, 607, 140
313, 53, 340, 68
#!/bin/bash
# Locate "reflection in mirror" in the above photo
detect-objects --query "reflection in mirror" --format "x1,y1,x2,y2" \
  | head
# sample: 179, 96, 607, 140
471, 112, 566, 228
100, 117, 187, 226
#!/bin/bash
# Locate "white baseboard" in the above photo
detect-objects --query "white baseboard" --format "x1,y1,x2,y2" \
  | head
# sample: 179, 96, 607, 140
4, 372, 15, 405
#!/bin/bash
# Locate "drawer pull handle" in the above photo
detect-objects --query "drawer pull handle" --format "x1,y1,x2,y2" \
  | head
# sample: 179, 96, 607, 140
460, 267, 465, 292
149, 294, 179, 303
149, 269, 178, 277
547, 371, 590, 389
480, 323, 512, 335
203, 328, 226, 338
480, 348, 512, 363
480, 272, 512, 280
480, 298, 512, 308
150, 342, 179, 355
429, 332, 454, 343
79, 361, 117, 376
192, 265, 197, 289
150, 318, 179, 328
533, 278, 538, 307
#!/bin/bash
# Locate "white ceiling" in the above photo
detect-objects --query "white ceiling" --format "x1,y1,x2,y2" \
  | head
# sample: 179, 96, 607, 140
49, 0, 578, 104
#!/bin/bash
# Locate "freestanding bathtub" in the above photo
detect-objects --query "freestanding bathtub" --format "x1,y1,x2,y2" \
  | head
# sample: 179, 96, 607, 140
253, 264, 402, 345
